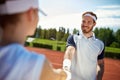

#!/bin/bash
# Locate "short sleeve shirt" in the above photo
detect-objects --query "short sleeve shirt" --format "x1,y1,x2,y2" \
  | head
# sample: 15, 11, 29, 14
66, 35, 104, 60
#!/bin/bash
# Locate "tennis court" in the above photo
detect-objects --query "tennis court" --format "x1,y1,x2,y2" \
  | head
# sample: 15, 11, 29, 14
26, 47, 120, 80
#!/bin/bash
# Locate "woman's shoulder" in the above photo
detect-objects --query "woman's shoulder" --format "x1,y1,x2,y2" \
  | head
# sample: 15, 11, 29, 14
0, 43, 46, 61
0, 43, 46, 80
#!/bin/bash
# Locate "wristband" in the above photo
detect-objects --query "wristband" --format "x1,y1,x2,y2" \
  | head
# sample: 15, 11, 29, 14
63, 59, 71, 71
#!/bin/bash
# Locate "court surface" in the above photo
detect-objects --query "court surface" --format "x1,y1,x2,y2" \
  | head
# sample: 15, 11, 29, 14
26, 47, 120, 80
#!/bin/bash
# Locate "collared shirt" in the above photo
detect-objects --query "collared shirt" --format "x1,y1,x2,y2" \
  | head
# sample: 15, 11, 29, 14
0, 43, 45, 80
66, 32, 104, 80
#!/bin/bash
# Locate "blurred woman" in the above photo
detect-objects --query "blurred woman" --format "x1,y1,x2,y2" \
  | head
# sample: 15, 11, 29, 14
0, 0, 66, 80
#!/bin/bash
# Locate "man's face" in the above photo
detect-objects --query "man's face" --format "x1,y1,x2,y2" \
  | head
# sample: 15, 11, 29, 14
81, 16, 96, 33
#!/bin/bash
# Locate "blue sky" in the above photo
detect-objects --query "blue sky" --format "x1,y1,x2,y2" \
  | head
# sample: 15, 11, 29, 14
39, 0, 120, 32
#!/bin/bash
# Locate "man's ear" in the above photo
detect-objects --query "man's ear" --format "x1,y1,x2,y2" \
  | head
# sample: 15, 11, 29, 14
93, 22, 96, 27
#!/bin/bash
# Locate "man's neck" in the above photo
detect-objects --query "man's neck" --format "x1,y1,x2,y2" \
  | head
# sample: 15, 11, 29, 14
83, 32, 93, 38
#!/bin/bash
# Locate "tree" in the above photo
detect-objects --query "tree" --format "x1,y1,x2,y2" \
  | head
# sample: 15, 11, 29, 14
73, 28, 79, 34
62, 28, 70, 41
94, 27, 99, 37
110, 41, 119, 48
38, 25, 42, 38
95, 27, 115, 46
49, 28, 57, 39
115, 29, 120, 48
105, 28, 115, 46
57, 27, 66, 41
41, 29, 47, 39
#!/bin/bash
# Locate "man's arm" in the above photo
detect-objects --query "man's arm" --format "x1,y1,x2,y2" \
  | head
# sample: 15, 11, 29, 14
64, 46, 76, 60
97, 59, 104, 80
62, 46, 76, 80
63, 46, 75, 71
64, 35, 76, 61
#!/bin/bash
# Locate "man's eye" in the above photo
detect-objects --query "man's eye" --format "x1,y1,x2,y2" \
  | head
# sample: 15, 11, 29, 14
88, 21, 92, 24
82, 21, 85, 23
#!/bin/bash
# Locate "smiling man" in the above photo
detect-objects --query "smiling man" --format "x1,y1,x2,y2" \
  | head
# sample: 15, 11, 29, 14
63, 12, 105, 80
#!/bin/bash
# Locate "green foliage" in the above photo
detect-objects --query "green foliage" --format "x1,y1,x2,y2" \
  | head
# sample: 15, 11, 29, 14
105, 47, 120, 59
110, 42, 119, 48
105, 47, 120, 54
94, 27, 117, 47
32, 26, 119, 48
57, 46, 61, 51
32, 38, 66, 52
57, 27, 66, 41
105, 52, 120, 59
94, 27, 99, 37
24, 41, 30, 46
26, 38, 120, 59
115, 29, 120, 47
73, 28, 79, 34
115, 29, 120, 43
26, 26, 120, 59
33, 42, 52, 49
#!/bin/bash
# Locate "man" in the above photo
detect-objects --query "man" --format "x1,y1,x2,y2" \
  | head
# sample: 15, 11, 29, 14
0, 0, 66, 80
63, 12, 104, 80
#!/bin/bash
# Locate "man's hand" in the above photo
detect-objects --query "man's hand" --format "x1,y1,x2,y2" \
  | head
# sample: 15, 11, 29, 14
62, 59, 71, 80
62, 59, 71, 71
63, 46, 75, 80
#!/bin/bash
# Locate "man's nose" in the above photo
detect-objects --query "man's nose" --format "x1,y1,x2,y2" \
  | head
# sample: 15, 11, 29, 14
84, 22, 88, 26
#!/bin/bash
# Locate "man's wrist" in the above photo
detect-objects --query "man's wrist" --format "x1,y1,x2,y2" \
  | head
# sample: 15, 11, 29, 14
63, 59, 71, 71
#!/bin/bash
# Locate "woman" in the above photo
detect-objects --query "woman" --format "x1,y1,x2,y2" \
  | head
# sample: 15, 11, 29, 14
0, 0, 66, 80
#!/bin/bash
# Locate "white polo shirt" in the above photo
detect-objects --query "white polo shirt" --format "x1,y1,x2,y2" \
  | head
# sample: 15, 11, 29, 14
67, 32, 104, 80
